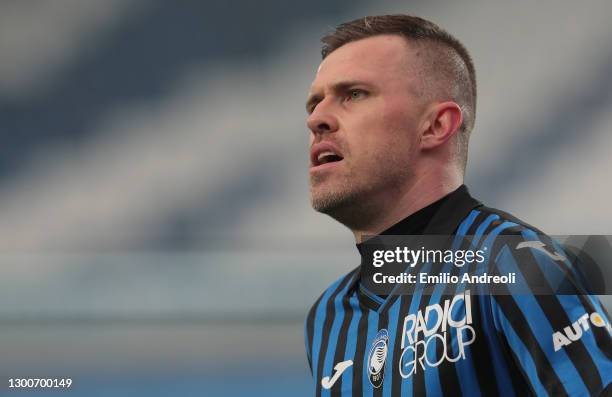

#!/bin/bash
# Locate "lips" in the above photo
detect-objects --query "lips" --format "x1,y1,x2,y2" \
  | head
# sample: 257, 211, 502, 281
310, 142, 344, 169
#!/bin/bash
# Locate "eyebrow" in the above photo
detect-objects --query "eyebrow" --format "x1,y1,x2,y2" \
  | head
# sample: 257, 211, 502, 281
305, 80, 371, 113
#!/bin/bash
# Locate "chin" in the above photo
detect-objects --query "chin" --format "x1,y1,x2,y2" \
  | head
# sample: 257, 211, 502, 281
311, 189, 364, 225
311, 189, 347, 213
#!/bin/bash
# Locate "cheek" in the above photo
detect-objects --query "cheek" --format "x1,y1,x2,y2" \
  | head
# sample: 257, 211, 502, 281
349, 131, 394, 166
381, 103, 418, 133
357, 125, 418, 167
382, 107, 421, 149
343, 103, 418, 163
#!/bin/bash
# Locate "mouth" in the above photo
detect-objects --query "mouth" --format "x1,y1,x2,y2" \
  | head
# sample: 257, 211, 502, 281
316, 151, 344, 165
310, 143, 344, 171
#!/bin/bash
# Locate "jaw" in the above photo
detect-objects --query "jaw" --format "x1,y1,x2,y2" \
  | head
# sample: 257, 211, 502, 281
310, 176, 384, 232
310, 162, 424, 237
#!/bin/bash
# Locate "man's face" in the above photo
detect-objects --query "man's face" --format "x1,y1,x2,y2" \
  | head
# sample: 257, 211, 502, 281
307, 35, 428, 225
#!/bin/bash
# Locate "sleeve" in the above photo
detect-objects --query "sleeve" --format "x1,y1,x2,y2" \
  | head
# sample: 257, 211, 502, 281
305, 303, 316, 375
304, 316, 312, 375
306, 286, 329, 376
488, 232, 612, 396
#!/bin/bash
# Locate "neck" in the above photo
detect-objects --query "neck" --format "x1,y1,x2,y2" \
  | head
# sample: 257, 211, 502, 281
352, 173, 462, 243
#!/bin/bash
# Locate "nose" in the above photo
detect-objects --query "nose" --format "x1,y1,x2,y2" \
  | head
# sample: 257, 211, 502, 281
306, 100, 339, 135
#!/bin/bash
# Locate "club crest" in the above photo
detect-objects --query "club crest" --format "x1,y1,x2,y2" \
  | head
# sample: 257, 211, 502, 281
367, 329, 389, 388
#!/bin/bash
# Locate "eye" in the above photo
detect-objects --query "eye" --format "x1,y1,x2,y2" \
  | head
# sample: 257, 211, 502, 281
347, 89, 367, 101
307, 101, 319, 115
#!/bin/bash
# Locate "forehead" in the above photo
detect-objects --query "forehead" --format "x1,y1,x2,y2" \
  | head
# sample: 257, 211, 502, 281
310, 35, 417, 90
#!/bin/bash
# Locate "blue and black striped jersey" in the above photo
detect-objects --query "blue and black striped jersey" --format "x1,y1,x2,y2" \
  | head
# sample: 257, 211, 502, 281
305, 185, 612, 396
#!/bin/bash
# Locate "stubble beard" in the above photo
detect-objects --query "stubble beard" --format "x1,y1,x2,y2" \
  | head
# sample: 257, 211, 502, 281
310, 173, 359, 218
309, 168, 392, 230
309, 150, 413, 230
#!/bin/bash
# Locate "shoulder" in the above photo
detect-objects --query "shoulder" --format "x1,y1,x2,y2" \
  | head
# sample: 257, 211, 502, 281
472, 204, 546, 236
471, 205, 596, 296
468, 204, 562, 264
304, 266, 359, 369
306, 266, 359, 322
475, 209, 612, 396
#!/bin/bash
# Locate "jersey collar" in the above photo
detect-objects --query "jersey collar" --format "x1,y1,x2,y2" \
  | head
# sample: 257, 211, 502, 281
350, 184, 482, 311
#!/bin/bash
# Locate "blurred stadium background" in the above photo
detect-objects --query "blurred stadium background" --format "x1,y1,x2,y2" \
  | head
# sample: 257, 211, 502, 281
1, 1, 611, 396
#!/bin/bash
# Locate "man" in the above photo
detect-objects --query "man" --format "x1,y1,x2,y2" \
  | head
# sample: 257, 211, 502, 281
304, 14, 611, 396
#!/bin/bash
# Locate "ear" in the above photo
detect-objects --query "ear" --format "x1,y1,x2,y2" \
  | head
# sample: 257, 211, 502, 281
420, 101, 463, 150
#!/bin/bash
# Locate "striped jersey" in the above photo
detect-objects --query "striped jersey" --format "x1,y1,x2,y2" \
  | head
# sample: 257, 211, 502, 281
305, 185, 612, 396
